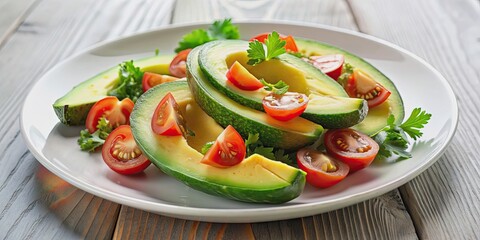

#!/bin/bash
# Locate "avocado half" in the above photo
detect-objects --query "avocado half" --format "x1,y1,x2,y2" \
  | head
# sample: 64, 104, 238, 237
295, 38, 405, 135
52, 55, 173, 126
130, 80, 306, 204
197, 40, 368, 129
187, 46, 323, 150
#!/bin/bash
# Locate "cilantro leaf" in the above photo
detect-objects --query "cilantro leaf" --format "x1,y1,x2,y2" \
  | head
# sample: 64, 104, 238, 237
260, 79, 289, 95
78, 118, 113, 152
247, 31, 286, 66
175, 19, 240, 53
374, 108, 431, 161
107, 61, 144, 102
244, 133, 293, 164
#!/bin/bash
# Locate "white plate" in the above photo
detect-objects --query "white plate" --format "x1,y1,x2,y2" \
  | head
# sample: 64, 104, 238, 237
20, 21, 458, 223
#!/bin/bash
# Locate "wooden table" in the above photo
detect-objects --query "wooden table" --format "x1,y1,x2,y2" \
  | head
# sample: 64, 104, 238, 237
1, 0, 479, 239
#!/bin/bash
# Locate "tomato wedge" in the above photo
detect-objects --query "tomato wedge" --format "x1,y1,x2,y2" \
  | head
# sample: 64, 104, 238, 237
305, 54, 344, 80
142, 72, 179, 92
151, 92, 187, 136
226, 61, 264, 90
296, 148, 349, 188
102, 125, 151, 175
262, 92, 309, 121
345, 69, 391, 108
85, 96, 134, 133
169, 49, 191, 78
250, 33, 298, 52
324, 128, 379, 172
201, 125, 246, 168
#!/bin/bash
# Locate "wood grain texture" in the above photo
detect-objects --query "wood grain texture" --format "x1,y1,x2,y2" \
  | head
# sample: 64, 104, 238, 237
116, 1, 417, 239
0, 0, 174, 238
0, 0, 38, 48
348, 0, 480, 239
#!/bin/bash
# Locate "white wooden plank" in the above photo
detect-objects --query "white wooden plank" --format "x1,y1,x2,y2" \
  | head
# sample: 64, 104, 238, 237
0, 0, 38, 47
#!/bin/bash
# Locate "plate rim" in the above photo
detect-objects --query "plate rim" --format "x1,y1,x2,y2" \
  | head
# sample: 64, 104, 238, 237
20, 20, 459, 223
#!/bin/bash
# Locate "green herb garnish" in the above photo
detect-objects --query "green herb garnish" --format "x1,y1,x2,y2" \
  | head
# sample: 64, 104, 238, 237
201, 141, 214, 154
107, 61, 144, 102
78, 118, 113, 152
245, 133, 293, 165
336, 62, 354, 87
175, 18, 240, 53
374, 108, 432, 160
247, 31, 286, 66
260, 79, 289, 95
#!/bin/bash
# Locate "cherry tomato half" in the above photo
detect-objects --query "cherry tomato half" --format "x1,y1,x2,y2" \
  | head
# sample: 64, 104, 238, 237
262, 92, 309, 121
85, 96, 134, 133
324, 128, 379, 172
296, 148, 349, 188
226, 61, 264, 90
142, 72, 179, 92
201, 125, 246, 168
305, 54, 344, 80
102, 125, 151, 175
345, 69, 391, 108
169, 49, 191, 78
250, 33, 298, 52
151, 92, 187, 136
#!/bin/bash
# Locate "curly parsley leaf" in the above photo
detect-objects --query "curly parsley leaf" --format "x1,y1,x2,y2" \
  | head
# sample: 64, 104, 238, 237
260, 79, 289, 95
107, 61, 144, 102
374, 108, 431, 161
247, 31, 286, 65
244, 133, 293, 164
175, 19, 240, 53
78, 118, 113, 152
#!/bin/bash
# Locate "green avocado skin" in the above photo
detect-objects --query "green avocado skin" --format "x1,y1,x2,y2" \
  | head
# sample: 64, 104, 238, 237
54, 102, 94, 126
130, 80, 306, 204
187, 46, 323, 150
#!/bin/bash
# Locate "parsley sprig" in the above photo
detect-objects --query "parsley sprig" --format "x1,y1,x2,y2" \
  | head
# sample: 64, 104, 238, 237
175, 19, 240, 53
247, 31, 286, 66
78, 118, 113, 152
374, 108, 432, 160
107, 61, 144, 103
336, 62, 354, 87
260, 79, 289, 95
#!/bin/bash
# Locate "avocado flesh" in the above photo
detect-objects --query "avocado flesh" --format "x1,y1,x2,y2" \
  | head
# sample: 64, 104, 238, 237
198, 40, 367, 129
52, 55, 174, 125
295, 38, 405, 135
187, 46, 323, 150
130, 80, 306, 203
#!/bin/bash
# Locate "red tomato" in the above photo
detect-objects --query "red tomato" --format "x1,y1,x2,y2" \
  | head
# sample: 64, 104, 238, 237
324, 129, 379, 172
151, 92, 187, 136
306, 54, 344, 80
262, 92, 309, 121
142, 72, 179, 92
201, 125, 246, 168
226, 61, 264, 90
169, 49, 191, 78
345, 69, 391, 108
102, 125, 151, 175
250, 33, 298, 52
296, 148, 349, 188
85, 96, 134, 133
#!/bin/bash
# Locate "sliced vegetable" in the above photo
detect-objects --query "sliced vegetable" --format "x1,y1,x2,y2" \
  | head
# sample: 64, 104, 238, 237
345, 69, 391, 108
305, 54, 344, 80
296, 148, 349, 188
169, 49, 191, 78
102, 125, 151, 175
324, 128, 379, 172
250, 32, 298, 52
226, 61, 264, 90
151, 92, 187, 136
201, 125, 246, 168
262, 92, 308, 121
85, 96, 134, 133
142, 72, 179, 92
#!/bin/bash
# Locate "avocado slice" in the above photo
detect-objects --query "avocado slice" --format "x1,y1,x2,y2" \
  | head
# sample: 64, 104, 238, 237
197, 40, 368, 129
295, 38, 405, 135
187, 46, 323, 150
52, 55, 173, 126
130, 80, 306, 203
